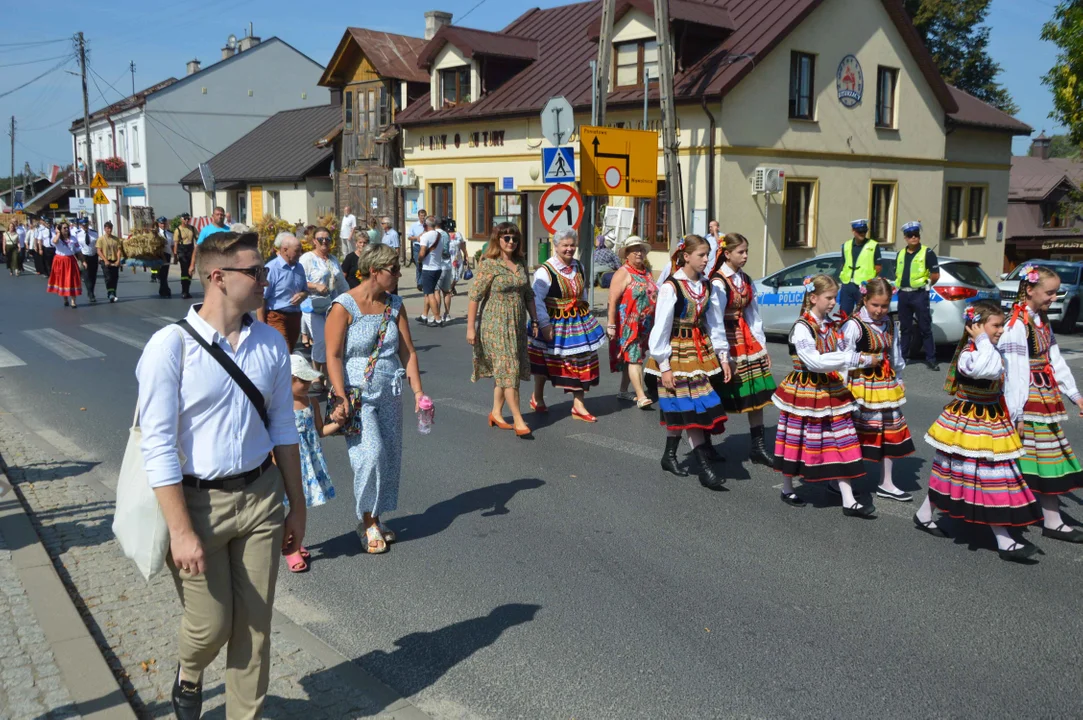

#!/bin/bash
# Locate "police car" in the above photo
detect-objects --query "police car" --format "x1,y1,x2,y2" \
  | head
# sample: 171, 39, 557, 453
997, 260, 1083, 333
754, 251, 999, 344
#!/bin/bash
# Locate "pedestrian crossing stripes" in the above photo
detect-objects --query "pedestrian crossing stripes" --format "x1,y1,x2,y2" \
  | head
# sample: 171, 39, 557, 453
23, 329, 105, 361
0, 345, 26, 368
83, 323, 150, 350
142, 315, 180, 328
567, 432, 659, 460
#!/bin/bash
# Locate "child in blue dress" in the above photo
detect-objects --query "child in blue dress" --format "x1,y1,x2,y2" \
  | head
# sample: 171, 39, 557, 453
285, 354, 339, 572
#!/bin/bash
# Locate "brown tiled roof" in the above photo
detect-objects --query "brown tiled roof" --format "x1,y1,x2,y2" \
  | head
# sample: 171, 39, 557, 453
946, 86, 1032, 135
70, 78, 179, 131
1006, 202, 1083, 241
178, 104, 340, 184
417, 26, 540, 70
396, 0, 958, 126
319, 29, 429, 87
1009, 155, 1083, 201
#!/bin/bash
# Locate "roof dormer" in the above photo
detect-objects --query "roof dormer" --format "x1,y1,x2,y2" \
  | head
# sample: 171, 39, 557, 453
417, 25, 539, 111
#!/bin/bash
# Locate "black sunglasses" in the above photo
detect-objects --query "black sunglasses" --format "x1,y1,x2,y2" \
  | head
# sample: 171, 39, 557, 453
380, 265, 402, 276
315, 237, 332, 244
220, 265, 268, 282
501, 235, 519, 244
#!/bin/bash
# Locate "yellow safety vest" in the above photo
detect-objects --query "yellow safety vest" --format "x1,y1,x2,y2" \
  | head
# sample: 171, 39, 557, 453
895, 245, 930, 289
840, 238, 878, 284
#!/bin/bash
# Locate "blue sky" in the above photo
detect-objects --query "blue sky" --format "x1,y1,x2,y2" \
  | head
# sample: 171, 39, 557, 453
0, 0, 1065, 178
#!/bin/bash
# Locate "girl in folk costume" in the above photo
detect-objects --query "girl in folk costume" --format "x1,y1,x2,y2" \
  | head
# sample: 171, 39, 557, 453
999, 264, 1083, 544
529, 230, 606, 422
708, 233, 776, 467
606, 235, 658, 409
840, 278, 916, 501
916, 301, 1042, 562
646, 235, 731, 490
772, 275, 878, 516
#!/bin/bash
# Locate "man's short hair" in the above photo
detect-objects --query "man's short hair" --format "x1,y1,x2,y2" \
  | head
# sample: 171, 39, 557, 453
380, 216, 392, 225
197, 232, 259, 279
274, 231, 295, 249
424, 217, 436, 227
417, 208, 426, 215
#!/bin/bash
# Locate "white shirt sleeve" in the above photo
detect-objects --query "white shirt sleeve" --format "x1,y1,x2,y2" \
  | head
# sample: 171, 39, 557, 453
533, 266, 553, 326
839, 319, 863, 383
1050, 334, 1082, 403
958, 334, 1005, 381
997, 319, 1030, 424
656, 263, 671, 285
791, 322, 862, 373
136, 329, 186, 488
708, 279, 729, 362
746, 285, 767, 346
648, 281, 677, 372
891, 320, 906, 373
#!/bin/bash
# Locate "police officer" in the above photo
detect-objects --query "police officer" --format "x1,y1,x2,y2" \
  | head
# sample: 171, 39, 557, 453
838, 218, 882, 316
154, 216, 173, 299
173, 213, 196, 299
895, 221, 940, 370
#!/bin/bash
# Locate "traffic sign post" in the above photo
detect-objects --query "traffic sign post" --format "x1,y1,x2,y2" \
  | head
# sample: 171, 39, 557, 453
89, 172, 109, 190
540, 96, 574, 147
541, 147, 576, 183
92, 189, 110, 205
579, 125, 658, 199
538, 183, 584, 236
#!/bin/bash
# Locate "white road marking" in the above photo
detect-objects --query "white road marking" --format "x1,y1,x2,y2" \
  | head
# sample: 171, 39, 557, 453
142, 315, 178, 328
566, 432, 659, 460
432, 397, 490, 416
22, 329, 105, 361
83, 323, 149, 350
0, 345, 26, 368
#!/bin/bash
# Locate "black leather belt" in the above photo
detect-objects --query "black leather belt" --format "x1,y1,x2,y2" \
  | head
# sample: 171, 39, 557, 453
182, 456, 273, 491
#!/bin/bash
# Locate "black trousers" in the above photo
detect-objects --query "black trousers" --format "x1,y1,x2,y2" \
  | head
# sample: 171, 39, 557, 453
81, 254, 98, 297
103, 265, 120, 297
157, 256, 172, 297
898, 289, 936, 362
176, 245, 194, 295
43, 247, 55, 275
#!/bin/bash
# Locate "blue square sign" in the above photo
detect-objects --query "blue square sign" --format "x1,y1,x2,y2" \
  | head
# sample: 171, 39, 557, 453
542, 146, 575, 183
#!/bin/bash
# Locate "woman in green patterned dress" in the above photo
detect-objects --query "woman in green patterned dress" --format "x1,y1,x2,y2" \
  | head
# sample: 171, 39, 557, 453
467, 222, 540, 437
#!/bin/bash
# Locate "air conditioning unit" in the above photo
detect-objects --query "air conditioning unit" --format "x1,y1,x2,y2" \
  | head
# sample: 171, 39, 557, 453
391, 167, 417, 188
751, 166, 785, 195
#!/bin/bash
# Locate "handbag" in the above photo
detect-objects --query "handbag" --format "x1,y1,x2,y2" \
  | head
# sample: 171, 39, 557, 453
326, 303, 393, 435
463, 265, 474, 281
112, 327, 186, 581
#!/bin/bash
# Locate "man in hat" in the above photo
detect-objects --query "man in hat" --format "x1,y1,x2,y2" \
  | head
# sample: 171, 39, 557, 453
174, 213, 197, 299
837, 218, 881, 316
154, 216, 173, 299
895, 221, 940, 370
73, 217, 99, 303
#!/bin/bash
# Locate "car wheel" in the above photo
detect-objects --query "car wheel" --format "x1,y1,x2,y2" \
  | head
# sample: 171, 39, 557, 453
1059, 299, 1080, 334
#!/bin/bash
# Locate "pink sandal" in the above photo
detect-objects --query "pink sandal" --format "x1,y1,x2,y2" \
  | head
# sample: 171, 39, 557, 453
285, 551, 308, 573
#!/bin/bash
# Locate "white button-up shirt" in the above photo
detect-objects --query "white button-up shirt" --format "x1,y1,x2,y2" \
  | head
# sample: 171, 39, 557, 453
136, 305, 299, 488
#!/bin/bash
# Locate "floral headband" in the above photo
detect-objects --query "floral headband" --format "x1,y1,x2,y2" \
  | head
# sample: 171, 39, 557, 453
859, 281, 868, 296
803, 276, 815, 294
964, 306, 978, 323
1020, 264, 1040, 284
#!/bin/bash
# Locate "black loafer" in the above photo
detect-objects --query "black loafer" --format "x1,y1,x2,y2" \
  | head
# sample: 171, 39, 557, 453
780, 491, 806, 507
925, 361, 941, 371
172, 664, 203, 720
1042, 524, 1083, 543
842, 502, 876, 518
913, 514, 947, 538
876, 486, 914, 502
998, 543, 1039, 563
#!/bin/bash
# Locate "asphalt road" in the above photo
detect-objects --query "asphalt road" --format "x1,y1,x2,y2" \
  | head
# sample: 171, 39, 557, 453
1, 265, 1082, 719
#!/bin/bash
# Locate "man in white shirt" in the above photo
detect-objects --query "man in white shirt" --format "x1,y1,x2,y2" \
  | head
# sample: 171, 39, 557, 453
417, 216, 443, 326
136, 230, 305, 720
35, 219, 54, 275
73, 217, 99, 303
407, 208, 427, 291
339, 205, 356, 259
379, 216, 400, 251
15, 221, 27, 270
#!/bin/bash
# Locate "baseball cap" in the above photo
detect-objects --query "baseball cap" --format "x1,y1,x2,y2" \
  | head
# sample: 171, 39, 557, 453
290, 354, 322, 382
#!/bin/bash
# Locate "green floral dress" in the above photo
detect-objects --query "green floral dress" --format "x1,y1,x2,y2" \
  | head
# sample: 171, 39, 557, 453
470, 258, 534, 387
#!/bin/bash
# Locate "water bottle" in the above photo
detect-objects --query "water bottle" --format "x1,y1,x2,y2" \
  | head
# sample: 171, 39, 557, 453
417, 395, 434, 434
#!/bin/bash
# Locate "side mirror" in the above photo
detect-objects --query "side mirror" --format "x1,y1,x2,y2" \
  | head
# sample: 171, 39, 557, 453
999, 273, 1008, 280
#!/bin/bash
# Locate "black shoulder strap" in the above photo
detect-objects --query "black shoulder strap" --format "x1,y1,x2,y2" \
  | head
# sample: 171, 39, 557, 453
176, 320, 270, 428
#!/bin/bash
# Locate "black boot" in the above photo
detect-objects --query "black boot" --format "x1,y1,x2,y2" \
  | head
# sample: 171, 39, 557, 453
660, 436, 688, 477
701, 434, 725, 463
749, 425, 775, 467
694, 445, 726, 491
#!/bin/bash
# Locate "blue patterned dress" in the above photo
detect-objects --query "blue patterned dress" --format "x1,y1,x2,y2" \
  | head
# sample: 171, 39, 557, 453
294, 405, 335, 507
335, 292, 405, 519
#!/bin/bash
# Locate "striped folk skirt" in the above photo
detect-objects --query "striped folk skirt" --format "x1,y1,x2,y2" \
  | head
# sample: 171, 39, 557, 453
528, 307, 604, 393
46, 254, 82, 297
1018, 376, 1083, 494
848, 368, 914, 460
771, 371, 863, 480
711, 319, 776, 414
644, 335, 727, 433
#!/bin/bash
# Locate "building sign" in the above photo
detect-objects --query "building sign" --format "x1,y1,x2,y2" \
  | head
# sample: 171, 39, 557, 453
418, 130, 505, 151
1042, 239, 1083, 251
836, 55, 863, 108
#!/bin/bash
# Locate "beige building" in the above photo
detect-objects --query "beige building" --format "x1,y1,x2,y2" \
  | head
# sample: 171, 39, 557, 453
394, 0, 1030, 278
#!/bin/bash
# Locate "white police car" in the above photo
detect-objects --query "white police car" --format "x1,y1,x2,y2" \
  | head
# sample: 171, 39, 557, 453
997, 260, 1083, 332
754, 251, 999, 344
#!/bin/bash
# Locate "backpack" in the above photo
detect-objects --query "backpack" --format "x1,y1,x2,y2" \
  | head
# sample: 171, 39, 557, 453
440, 230, 451, 260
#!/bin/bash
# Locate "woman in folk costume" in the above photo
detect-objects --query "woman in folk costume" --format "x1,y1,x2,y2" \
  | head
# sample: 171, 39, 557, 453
528, 230, 606, 422
916, 300, 1042, 562
606, 235, 658, 410
999, 264, 1083, 544
840, 278, 916, 501
707, 233, 776, 467
772, 275, 877, 516
645, 235, 730, 491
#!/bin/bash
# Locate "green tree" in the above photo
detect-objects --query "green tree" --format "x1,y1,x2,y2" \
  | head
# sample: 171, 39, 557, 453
1048, 134, 1082, 159
1042, 1, 1083, 146
904, 0, 1019, 114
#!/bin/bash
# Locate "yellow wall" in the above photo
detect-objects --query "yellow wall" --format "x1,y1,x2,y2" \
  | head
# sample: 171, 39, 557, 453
430, 44, 477, 110
349, 56, 379, 84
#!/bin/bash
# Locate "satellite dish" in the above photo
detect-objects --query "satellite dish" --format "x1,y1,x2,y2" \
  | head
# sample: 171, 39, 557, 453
227, 34, 238, 49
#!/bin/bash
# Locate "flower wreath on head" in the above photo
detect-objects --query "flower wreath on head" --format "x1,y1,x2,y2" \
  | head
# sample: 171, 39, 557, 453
964, 305, 978, 324
803, 276, 815, 294
859, 281, 868, 296
1020, 264, 1040, 284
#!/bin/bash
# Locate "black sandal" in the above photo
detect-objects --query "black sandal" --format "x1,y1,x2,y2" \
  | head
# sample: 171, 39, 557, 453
912, 514, 947, 538
780, 491, 806, 507
997, 542, 1039, 563
842, 502, 876, 518
1041, 524, 1083, 543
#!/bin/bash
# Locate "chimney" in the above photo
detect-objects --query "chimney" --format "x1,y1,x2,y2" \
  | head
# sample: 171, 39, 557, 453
186, 59, 201, 76
425, 10, 452, 40
221, 46, 235, 61
1031, 131, 1051, 160
238, 35, 261, 52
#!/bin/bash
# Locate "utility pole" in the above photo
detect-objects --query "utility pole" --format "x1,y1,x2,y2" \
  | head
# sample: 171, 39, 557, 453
593, 0, 616, 127
8, 117, 14, 212
653, 0, 683, 246
582, 0, 616, 308
129, 61, 136, 95
77, 32, 93, 195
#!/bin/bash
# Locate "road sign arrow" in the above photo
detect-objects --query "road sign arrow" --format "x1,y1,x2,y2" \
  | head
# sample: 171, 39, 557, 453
547, 203, 573, 226
589, 136, 631, 194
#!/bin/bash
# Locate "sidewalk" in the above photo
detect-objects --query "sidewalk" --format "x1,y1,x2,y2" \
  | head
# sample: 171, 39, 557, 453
0, 409, 431, 720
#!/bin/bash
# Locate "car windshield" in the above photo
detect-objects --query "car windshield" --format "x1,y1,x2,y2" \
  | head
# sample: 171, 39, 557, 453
943, 262, 996, 288
1006, 264, 1080, 285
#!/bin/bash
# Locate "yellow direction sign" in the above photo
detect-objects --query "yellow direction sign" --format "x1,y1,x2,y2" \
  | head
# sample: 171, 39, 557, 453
49, 203, 59, 209
579, 125, 658, 199
90, 172, 109, 189
92, 189, 110, 205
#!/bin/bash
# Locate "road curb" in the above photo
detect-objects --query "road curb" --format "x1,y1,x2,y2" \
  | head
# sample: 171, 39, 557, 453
0, 467, 137, 720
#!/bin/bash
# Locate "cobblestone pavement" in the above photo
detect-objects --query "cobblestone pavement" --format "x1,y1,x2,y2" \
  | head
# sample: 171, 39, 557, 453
0, 527, 81, 720
0, 411, 396, 719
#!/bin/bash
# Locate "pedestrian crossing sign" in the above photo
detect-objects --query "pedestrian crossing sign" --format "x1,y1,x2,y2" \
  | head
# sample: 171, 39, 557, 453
90, 172, 109, 189
542, 146, 576, 183
92, 189, 110, 205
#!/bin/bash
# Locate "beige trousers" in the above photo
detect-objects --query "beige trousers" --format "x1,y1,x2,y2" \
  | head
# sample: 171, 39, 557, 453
169, 466, 284, 720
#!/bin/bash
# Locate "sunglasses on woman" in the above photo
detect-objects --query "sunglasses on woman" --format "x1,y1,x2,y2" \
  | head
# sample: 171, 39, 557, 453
379, 265, 402, 276
220, 265, 268, 282
501, 235, 519, 244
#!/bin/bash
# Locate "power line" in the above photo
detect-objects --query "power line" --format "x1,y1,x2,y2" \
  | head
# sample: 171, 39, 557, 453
0, 38, 68, 48
455, 0, 490, 25
0, 53, 72, 69
0, 58, 70, 100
